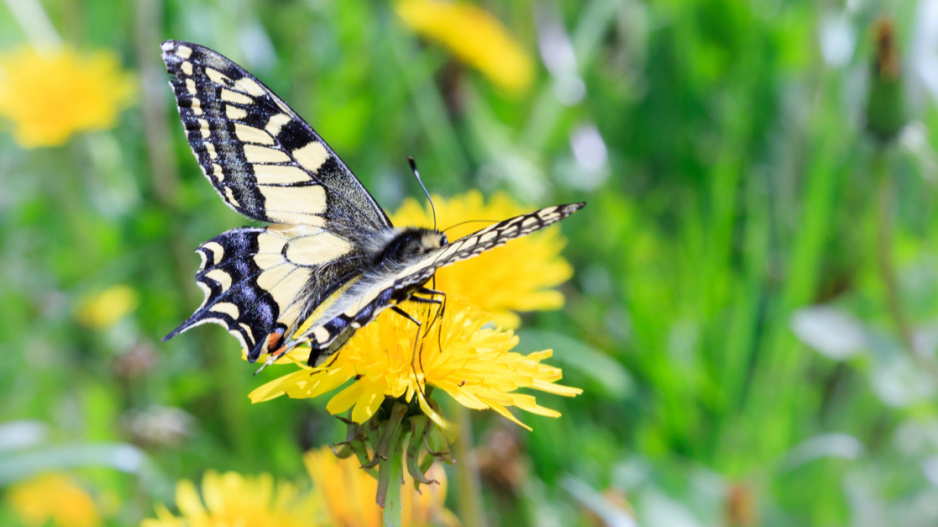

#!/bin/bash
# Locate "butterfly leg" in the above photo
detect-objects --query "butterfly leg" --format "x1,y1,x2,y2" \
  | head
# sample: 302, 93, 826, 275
414, 286, 448, 353
391, 305, 422, 326
416, 286, 446, 297
390, 304, 430, 393
391, 301, 444, 399
411, 288, 446, 333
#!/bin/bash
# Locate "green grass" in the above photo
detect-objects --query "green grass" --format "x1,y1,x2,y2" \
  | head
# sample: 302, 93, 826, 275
2, 0, 938, 525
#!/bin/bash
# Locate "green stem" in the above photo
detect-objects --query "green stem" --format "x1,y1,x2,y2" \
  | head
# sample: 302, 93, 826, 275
453, 405, 485, 527
379, 429, 407, 527
873, 149, 938, 379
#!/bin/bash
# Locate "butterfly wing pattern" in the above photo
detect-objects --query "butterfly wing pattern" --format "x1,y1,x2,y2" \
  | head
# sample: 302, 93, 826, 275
161, 40, 585, 367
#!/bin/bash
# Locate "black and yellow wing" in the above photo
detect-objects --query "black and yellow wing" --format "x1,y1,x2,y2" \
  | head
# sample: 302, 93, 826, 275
161, 41, 380, 359
163, 225, 369, 360
160, 40, 390, 236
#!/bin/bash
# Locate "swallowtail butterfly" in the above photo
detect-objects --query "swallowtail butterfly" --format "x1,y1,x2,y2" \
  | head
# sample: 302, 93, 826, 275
160, 40, 584, 367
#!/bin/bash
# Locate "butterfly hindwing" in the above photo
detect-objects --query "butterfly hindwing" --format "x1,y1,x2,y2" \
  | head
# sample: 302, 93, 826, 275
160, 40, 391, 235
164, 227, 277, 353
164, 224, 367, 361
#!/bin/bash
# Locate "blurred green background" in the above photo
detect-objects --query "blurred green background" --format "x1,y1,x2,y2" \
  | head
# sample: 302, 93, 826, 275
2, 0, 938, 525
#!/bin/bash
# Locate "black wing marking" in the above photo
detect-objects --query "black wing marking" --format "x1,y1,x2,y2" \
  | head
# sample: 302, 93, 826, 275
280, 202, 586, 366
163, 225, 367, 361
160, 40, 391, 235
164, 227, 276, 353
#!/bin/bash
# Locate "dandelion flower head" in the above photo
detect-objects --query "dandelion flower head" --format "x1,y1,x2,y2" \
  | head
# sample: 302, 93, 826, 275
0, 47, 134, 147
76, 284, 139, 329
392, 190, 574, 328
7, 472, 100, 527
141, 471, 322, 527
251, 296, 581, 429
394, 0, 534, 94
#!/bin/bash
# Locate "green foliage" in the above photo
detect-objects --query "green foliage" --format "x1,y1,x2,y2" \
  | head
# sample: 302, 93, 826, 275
2, 0, 938, 525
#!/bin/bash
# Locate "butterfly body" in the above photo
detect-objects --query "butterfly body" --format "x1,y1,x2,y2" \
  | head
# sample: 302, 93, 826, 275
160, 40, 584, 367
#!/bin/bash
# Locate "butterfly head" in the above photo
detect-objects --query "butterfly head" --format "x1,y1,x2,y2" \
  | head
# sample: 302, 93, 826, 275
418, 231, 448, 252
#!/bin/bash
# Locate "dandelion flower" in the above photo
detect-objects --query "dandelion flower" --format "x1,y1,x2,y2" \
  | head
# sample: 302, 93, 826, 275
141, 471, 322, 527
250, 296, 581, 430
394, 0, 534, 94
392, 191, 574, 328
0, 47, 135, 147
7, 473, 100, 527
305, 447, 456, 527
76, 284, 139, 329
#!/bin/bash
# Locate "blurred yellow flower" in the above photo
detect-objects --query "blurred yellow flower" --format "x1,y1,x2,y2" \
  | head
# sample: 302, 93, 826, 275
394, 0, 534, 94
141, 471, 323, 527
0, 47, 134, 147
305, 447, 457, 527
7, 473, 100, 527
76, 284, 139, 329
393, 191, 574, 328
250, 297, 581, 430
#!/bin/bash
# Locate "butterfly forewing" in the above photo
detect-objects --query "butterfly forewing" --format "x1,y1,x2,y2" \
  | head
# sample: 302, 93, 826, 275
397, 203, 585, 289
160, 40, 391, 235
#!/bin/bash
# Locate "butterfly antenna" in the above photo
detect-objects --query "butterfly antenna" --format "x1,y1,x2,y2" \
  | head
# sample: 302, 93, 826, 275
408, 157, 437, 230
442, 219, 499, 234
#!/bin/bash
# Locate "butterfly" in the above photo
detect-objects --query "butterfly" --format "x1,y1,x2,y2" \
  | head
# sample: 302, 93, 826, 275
160, 40, 585, 368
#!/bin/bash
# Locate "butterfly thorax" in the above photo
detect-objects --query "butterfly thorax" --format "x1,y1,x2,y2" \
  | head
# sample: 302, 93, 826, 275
370, 228, 448, 269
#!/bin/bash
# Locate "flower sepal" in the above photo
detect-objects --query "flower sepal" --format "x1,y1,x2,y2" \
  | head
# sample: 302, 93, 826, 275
331, 396, 453, 516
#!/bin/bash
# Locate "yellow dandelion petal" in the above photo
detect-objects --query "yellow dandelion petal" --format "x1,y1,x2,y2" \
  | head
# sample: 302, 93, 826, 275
143, 505, 182, 527
75, 284, 139, 329
0, 47, 135, 148
255, 296, 580, 429
419, 391, 453, 430
486, 400, 531, 430
353, 381, 389, 423
304, 446, 452, 527
7, 473, 101, 527
142, 471, 323, 527
173, 479, 207, 518
394, 0, 534, 94
391, 191, 574, 328
310, 367, 360, 397
326, 379, 369, 416
533, 377, 584, 397
249, 369, 307, 402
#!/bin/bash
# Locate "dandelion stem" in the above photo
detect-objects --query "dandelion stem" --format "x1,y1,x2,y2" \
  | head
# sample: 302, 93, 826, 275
454, 405, 486, 527
379, 426, 407, 527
